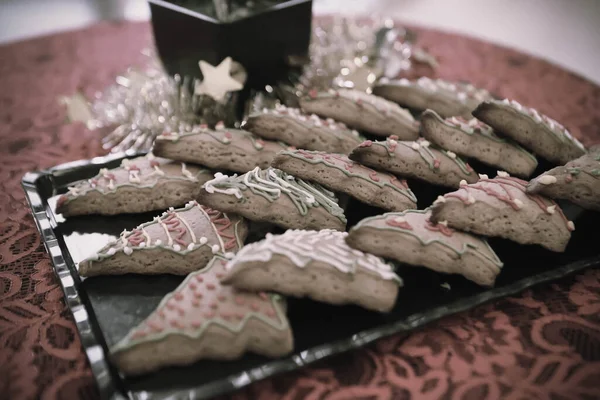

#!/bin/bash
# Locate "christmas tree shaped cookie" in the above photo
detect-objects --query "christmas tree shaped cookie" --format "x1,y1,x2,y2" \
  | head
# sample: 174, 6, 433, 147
244, 105, 364, 154
198, 167, 347, 231
78, 201, 248, 277
527, 146, 600, 211
431, 173, 574, 252
473, 99, 585, 165
346, 209, 503, 287
272, 149, 417, 211
56, 155, 212, 217
222, 230, 402, 312
373, 77, 493, 118
153, 123, 290, 173
349, 137, 478, 188
420, 109, 538, 178
299, 89, 419, 139
111, 255, 293, 376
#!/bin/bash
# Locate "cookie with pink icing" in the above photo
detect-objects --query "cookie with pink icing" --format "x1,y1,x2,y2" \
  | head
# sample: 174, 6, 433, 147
78, 201, 248, 277
299, 89, 419, 139
271, 149, 417, 212
349, 137, 478, 188
527, 146, 600, 211
55, 155, 213, 217
472, 99, 585, 165
111, 255, 293, 376
420, 109, 538, 178
430, 172, 574, 252
153, 123, 290, 173
221, 229, 402, 312
244, 105, 364, 154
346, 209, 503, 287
373, 77, 493, 118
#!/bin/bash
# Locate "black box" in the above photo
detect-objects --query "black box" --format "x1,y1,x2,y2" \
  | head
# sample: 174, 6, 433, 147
149, 0, 313, 89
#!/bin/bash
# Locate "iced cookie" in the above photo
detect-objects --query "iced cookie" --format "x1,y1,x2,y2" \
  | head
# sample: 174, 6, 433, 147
349, 137, 478, 188
271, 149, 417, 211
78, 201, 248, 277
244, 105, 364, 154
222, 229, 402, 312
299, 89, 419, 139
197, 167, 347, 231
420, 110, 538, 178
153, 123, 290, 173
346, 209, 503, 287
372, 77, 493, 118
430, 173, 574, 252
472, 99, 586, 165
55, 155, 213, 217
527, 147, 600, 211
111, 255, 293, 376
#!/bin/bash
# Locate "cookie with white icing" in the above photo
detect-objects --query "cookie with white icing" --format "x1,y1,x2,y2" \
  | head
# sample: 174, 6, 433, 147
111, 255, 293, 376
472, 99, 586, 165
527, 147, 600, 211
55, 155, 212, 217
197, 167, 347, 231
373, 77, 493, 118
221, 230, 402, 312
153, 123, 290, 173
346, 209, 503, 287
299, 89, 419, 139
78, 201, 248, 277
349, 137, 478, 188
430, 173, 574, 252
244, 105, 364, 154
420, 110, 538, 178
271, 149, 417, 212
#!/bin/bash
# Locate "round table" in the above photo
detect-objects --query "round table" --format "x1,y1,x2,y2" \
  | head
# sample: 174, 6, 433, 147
1, 21, 599, 400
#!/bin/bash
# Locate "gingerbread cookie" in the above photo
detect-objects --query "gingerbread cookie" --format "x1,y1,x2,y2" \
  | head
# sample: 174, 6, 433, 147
527, 147, 600, 211
430, 173, 574, 252
78, 201, 248, 277
153, 123, 290, 173
222, 229, 402, 312
349, 137, 478, 188
420, 110, 538, 178
56, 155, 212, 217
472, 99, 586, 165
244, 105, 364, 154
198, 167, 347, 231
111, 255, 293, 376
373, 77, 493, 118
271, 149, 417, 211
346, 209, 503, 287
299, 89, 419, 139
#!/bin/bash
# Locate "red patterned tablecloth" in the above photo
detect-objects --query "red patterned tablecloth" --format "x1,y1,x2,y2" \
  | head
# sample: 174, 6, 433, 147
1, 22, 600, 400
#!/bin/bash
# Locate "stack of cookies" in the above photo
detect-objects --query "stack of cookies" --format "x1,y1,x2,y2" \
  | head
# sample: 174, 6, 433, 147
58, 77, 596, 377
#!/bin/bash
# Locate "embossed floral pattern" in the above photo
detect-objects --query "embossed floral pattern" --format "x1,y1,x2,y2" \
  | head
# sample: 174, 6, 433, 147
1, 21, 600, 400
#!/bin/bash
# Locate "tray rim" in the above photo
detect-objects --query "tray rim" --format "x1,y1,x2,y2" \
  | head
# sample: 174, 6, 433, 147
22, 152, 600, 400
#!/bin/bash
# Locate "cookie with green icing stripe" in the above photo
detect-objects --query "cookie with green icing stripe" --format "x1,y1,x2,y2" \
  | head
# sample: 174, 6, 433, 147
420, 109, 538, 178
527, 146, 600, 211
222, 229, 402, 312
244, 105, 364, 154
153, 123, 290, 173
198, 167, 347, 231
55, 154, 213, 217
111, 255, 293, 376
78, 201, 247, 277
271, 149, 417, 212
349, 137, 478, 189
373, 77, 493, 118
346, 209, 503, 287
299, 89, 419, 139
473, 99, 585, 165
